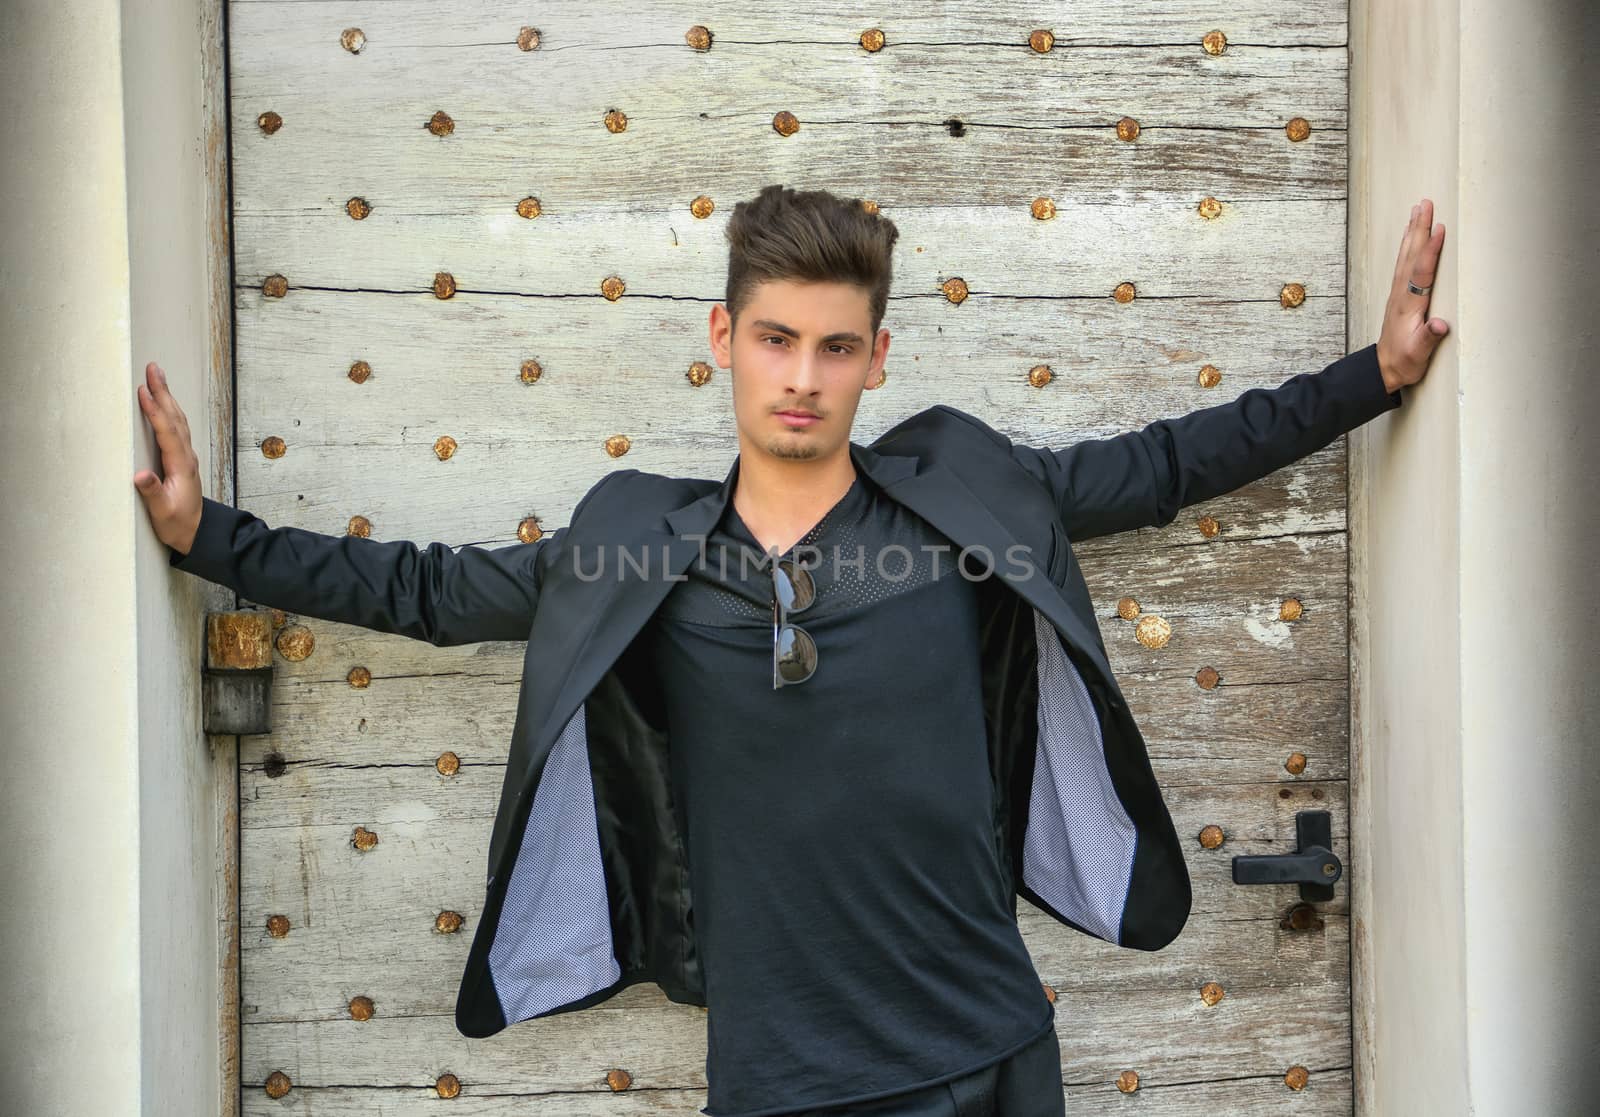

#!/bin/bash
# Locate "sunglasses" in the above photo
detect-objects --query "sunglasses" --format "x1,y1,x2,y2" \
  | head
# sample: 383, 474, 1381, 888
771, 556, 817, 689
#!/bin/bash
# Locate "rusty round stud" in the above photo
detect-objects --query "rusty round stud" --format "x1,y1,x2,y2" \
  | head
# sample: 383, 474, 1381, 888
1040, 981, 1057, 1003
519, 358, 543, 384
269, 609, 287, 628
426, 110, 455, 137
1285, 116, 1311, 142
266, 913, 291, 938
1198, 823, 1225, 849
1284, 903, 1324, 931
433, 434, 458, 461
264, 1071, 291, 1099
1280, 597, 1303, 621
1116, 596, 1140, 620
604, 108, 628, 133
1116, 116, 1140, 141
689, 194, 715, 219
1027, 364, 1053, 389
516, 196, 542, 219
262, 274, 288, 298
435, 1073, 461, 1099
1115, 1069, 1139, 1094
436, 750, 461, 776
772, 110, 800, 136
1311, 787, 1325, 800
275, 624, 314, 661
606, 1068, 633, 1092
348, 995, 375, 1021
1134, 614, 1172, 648
1197, 514, 1220, 538
516, 515, 543, 543
1201, 30, 1227, 56
1285, 751, 1308, 775
435, 910, 464, 934
1280, 281, 1306, 308
1030, 196, 1057, 220
860, 28, 885, 52
345, 196, 371, 220
260, 435, 286, 459
1112, 281, 1136, 303
1196, 665, 1221, 690
1284, 1065, 1310, 1091
860, 199, 880, 215
601, 275, 626, 301
516, 26, 540, 51
1197, 363, 1221, 388
866, 368, 887, 390
346, 514, 371, 538
686, 360, 714, 387
941, 276, 969, 304
685, 24, 713, 51
1199, 980, 1225, 1006
1029, 29, 1055, 53
351, 825, 378, 851
256, 110, 283, 135
604, 434, 632, 458
1197, 195, 1223, 220
432, 271, 456, 299
347, 665, 372, 689
347, 359, 372, 384
340, 27, 366, 54
1279, 786, 1294, 799
259, 747, 283, 775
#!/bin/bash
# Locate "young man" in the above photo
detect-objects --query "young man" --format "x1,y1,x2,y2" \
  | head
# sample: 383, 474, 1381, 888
136, 187, 1449, 1116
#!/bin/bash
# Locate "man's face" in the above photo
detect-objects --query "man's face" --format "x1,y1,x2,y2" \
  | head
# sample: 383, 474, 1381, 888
708, 278, 890, 464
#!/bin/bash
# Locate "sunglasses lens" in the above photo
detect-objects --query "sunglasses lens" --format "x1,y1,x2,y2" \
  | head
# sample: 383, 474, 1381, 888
775, 559, 816, 612
775, 624, 817, 684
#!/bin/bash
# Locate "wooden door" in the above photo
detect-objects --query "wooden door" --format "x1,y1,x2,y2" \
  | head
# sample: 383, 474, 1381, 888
231, 3, 1356, 1112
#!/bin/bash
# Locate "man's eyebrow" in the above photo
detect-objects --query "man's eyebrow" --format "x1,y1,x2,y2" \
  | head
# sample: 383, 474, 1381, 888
750, 318, 866, 346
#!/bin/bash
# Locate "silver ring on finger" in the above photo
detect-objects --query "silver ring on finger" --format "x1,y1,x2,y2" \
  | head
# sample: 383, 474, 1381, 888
1407, 279, 1432, 295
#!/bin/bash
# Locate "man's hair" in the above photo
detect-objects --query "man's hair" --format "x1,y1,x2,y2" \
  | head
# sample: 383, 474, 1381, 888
723, 184, 901, 337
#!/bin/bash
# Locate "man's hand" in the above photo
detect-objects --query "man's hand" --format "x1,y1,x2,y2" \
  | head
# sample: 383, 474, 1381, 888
1377, 197, 1451, 394
133, 361, 203, 556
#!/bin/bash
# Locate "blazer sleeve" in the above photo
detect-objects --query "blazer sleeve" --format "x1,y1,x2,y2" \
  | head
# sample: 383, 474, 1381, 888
166, 474, 614, 646
1008, 342, 1403, 542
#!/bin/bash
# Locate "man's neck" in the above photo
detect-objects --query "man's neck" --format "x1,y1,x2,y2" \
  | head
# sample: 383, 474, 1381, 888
730, 444, 858, 557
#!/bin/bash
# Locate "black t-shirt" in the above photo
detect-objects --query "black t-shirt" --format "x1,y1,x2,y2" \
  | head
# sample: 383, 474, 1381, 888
641, 459, 1056, 1117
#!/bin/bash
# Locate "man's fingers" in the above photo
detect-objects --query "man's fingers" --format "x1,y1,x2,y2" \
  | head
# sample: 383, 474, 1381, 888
137, 367, 193, 473
149, 362, 192, 440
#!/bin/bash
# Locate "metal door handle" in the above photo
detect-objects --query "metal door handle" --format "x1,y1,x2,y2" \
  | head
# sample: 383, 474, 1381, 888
1230, 809, 1342, 902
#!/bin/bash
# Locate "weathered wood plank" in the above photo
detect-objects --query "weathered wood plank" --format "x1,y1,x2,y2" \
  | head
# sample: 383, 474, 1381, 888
237, 778, 1349, 1017
227, 286, 1355, 538
237, 959, 1349, 1095
234, 524, 1352, 802
232, 118, 1345, 212
227, 1, 1347, 50
232, 198, 1348, 298
242, 1068, 1352, 1117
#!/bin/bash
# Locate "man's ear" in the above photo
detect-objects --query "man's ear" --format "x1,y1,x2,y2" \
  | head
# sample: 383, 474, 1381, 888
709, 303, 733, 367
864, 326, 890, 390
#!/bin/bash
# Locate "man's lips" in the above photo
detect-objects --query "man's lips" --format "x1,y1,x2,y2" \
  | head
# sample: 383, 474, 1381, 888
775, 410, 821, 426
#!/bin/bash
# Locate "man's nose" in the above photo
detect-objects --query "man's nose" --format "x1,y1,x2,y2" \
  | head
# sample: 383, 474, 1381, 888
787, 352, 824, 394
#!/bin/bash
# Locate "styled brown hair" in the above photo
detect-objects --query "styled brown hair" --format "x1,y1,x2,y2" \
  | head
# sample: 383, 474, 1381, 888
723, 184, 900, 336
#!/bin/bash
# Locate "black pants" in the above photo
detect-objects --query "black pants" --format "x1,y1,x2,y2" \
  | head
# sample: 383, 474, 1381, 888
788, 1022, 1065, 1117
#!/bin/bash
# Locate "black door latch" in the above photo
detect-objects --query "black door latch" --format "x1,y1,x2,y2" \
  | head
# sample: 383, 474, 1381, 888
1231, 809, 1343, 902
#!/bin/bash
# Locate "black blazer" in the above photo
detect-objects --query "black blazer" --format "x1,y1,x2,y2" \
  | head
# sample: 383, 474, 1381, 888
169, 343, 1401, 1039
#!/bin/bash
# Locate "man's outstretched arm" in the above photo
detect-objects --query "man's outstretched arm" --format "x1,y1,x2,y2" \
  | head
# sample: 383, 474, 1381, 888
1011, 196, 1450, 542
134, 361, 590, 646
